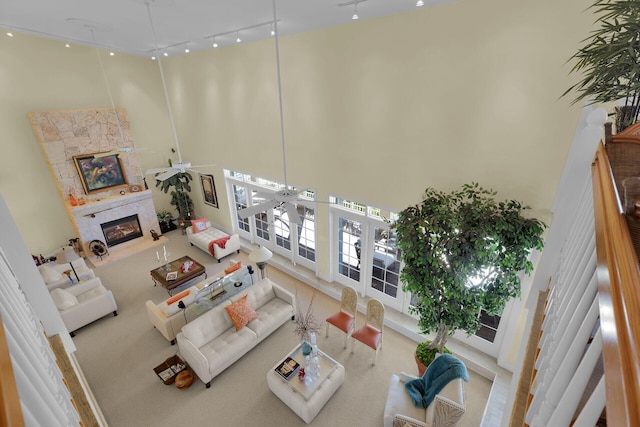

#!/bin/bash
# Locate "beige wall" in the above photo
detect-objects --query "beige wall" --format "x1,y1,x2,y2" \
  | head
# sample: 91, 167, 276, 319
1, 0, 594, 256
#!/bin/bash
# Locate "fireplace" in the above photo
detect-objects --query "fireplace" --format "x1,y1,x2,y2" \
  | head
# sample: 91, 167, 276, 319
101, 214, 143, 247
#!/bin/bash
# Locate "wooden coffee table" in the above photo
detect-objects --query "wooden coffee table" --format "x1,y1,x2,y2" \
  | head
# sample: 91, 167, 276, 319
150, 255, 206, 295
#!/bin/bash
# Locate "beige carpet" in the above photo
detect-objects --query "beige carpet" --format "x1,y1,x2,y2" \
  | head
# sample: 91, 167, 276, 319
72, 230, 491, 426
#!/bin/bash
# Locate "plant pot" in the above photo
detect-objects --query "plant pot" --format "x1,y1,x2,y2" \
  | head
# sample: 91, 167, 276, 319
159, 221, 177, 234
415, 354, 428, 377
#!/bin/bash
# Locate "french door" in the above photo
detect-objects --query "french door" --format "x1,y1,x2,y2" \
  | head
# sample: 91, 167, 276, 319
333, 211, 404, 311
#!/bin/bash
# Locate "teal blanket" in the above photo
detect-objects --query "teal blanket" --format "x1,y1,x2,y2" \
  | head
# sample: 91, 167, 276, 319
405, 353, 469, 409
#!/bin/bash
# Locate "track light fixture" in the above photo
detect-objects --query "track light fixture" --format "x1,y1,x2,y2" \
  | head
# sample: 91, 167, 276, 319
212, 36, 218, 48
416, 0, 424, 6
338, 0, 368, 21
236, 31, 241, 43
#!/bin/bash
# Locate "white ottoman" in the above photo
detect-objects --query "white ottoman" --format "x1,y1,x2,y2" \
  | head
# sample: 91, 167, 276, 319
267, 347, 345, 424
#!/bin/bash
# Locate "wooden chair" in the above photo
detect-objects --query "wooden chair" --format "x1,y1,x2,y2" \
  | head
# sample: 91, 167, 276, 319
325, 286, 357, 348
351, 298, 384, 365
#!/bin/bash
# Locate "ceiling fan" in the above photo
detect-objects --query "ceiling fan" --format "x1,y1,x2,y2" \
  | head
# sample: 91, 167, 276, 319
142, 1, 214, 181
236, 0, 313, 225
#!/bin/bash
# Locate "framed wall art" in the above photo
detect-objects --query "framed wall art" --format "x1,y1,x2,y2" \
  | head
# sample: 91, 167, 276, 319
200, 174, 219, 208
73, 153, 128, 194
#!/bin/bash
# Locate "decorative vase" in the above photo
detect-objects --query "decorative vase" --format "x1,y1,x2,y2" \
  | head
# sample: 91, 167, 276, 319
302, 341, 312, 356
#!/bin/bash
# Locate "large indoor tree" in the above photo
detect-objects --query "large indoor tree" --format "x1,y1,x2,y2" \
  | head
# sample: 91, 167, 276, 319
393, 183, 546, 353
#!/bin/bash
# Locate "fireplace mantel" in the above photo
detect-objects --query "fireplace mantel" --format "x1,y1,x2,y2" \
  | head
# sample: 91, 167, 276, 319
71, 191, 153, 217
70, 190, 161, 263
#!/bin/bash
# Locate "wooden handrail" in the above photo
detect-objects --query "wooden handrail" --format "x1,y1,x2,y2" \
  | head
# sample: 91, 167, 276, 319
0, 315, 25, 427
591, 142, 640, 427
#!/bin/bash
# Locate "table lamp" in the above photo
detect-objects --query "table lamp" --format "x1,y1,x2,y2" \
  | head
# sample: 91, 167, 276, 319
55, 246, 80, 283
248, 245, 273, 279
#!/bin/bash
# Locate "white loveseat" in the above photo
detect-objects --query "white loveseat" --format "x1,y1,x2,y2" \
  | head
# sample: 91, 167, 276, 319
186, 220, 240, 262
38, 258, 96, 291
49, 277, 118, 336
176, 278, 295, 388
383, 373, 465, 427
145, 283, 206, 345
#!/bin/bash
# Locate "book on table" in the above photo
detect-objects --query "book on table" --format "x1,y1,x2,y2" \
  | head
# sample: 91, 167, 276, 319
275, 357, 300, 380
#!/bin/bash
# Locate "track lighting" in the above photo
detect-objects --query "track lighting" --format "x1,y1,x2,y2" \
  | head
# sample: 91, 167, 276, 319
352, 2, 359, 20
212, 36, 218, 48
416, 0, 424, 6
163, 51, 168, 57
109, 51, 115, 56
65, 43, 71, 48
236, 31, 241, 43
184, 48, 189, 53
271, 23, 275, 36
6, 31, 13, 37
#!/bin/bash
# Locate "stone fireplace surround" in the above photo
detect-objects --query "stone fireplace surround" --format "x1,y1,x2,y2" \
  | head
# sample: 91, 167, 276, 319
29, 108, 164, 264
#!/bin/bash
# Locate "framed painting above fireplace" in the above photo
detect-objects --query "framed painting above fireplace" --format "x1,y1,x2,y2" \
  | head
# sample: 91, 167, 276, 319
73, 153, 128, 194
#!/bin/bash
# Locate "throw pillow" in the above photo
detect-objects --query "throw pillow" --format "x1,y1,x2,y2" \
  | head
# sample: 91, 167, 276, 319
224, 295, 258, 330
40, 266, 64, 284
166, 289, 191, 305
224, 261, 242, 275
50, 288, 79, 310
191, 218, 207, 233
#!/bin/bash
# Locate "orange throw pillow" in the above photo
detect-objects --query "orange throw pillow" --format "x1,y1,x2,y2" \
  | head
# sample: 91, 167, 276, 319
191, 218, 207, 233
167, 289, 190, 305
224, 261, 241, 275
225, 295, 258, 330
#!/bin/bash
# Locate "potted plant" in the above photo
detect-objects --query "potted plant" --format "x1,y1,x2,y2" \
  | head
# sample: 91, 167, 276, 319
415, 340, 452, 376
155, 171, 194, 220
563, 0, 640, 132
392, 183, 545, 372
156, 210, 175, 233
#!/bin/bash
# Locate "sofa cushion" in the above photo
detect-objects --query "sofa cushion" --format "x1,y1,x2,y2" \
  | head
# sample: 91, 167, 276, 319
384, 374, 426, 426
241, 279, 276, 310
225, 295, 258, 330
40, 266, 65, 284
182, 302, 233, 348
199, 326, 258, 375
50, 288, 79, 310
246, 298, 293, 339
191, 217, 208, 233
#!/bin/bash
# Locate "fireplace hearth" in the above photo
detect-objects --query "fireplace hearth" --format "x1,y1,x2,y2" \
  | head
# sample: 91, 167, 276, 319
101, 214, 143, 247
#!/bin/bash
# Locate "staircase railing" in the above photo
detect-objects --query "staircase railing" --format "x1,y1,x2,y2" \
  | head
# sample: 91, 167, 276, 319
592, 129, 640, 426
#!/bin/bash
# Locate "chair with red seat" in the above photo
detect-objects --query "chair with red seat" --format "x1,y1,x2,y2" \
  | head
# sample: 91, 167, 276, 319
325, 286, 358, 348
351, 298, 385, 365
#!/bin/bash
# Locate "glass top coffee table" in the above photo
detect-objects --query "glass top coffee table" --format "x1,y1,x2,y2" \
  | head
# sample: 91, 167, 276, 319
187, 268, 253, 319
267, 343, 345, 423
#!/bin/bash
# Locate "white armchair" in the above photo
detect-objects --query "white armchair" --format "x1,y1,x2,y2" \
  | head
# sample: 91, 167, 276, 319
38, 258, 95, 291
383, 372, 465, 427
49, 277, 118, 336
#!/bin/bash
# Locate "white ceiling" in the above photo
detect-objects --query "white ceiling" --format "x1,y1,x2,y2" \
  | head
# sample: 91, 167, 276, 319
0, 0, 455, 57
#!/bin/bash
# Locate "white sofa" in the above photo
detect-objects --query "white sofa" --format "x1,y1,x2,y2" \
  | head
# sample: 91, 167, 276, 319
177, 278, 295, 388
383, 373, 465, 427
49, 277, 118, 336
38, 258, 96, 291
186, 220, 240, 262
